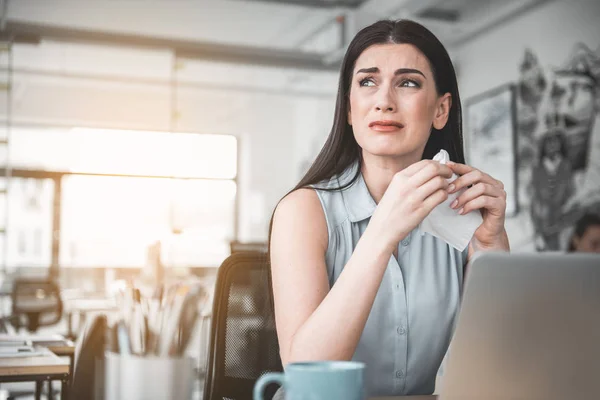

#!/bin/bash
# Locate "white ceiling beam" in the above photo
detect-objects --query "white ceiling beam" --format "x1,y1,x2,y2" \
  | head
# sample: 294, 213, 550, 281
5, 0, 329, 48
4, 0, 349, 70
448, 0, 556, 46
5, 20, 339, 71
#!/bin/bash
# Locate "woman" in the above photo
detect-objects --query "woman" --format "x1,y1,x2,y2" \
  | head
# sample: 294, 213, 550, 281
269, 19, 509, 397
568, 213, 600, 253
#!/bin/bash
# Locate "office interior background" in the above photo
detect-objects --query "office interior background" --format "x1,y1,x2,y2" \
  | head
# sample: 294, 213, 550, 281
0, 0, 598, 398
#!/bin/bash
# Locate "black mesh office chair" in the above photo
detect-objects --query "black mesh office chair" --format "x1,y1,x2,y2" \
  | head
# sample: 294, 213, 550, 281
203, 252, 283, 400
70, 313, 107, 400
2, 278, 64, 399
11, 278, 63, 332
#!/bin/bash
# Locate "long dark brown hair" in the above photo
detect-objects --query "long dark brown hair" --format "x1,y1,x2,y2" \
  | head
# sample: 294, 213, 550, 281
268, 19, 465, 249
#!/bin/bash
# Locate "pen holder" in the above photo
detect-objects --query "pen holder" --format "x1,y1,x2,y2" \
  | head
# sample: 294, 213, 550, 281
104, 351, 195, 400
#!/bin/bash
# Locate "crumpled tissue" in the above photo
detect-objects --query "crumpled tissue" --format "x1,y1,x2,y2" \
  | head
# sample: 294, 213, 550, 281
419, 149, 483, 251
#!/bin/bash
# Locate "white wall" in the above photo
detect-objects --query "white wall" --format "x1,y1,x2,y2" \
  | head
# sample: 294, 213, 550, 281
7, 0, 336, 50
0, 41, 338, 243
455, 0, 600, 250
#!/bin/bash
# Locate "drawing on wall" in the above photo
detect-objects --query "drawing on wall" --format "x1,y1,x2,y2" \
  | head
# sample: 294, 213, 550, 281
516, 43, 600, 251
466, 84, 519, 217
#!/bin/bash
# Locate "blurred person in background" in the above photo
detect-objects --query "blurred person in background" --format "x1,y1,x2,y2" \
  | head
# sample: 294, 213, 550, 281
568, 213, 600, 253
530, 129, 575, 251
269, 19, 509, 398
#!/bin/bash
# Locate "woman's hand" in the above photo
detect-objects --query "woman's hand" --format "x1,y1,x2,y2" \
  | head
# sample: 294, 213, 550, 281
446, 161, 510, 252
369, 160, 453, 252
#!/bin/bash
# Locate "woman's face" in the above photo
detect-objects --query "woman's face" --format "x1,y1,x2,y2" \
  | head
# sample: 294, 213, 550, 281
573, 225, 600, 253
348, 43, 451, 162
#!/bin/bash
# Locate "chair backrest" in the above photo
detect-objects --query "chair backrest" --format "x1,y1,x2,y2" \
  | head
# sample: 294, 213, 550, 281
229, 241, 268, 254
70, 313, 107, 399
203, 251, 283, 400
11, 278, 63, 332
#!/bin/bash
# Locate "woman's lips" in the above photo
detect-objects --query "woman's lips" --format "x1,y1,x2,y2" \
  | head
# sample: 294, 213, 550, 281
369, 120, 404, 132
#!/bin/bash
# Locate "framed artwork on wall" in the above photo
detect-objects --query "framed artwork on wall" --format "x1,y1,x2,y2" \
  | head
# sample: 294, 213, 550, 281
465, 84, 519, 217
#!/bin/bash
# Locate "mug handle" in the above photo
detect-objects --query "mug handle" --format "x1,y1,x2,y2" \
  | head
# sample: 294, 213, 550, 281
253, 372, 285, 400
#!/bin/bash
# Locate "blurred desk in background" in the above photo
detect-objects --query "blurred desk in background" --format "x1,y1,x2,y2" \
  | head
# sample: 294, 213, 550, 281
33, 335, 75, 386
0, 334, 75, 386
0, 334, 74, 355
0, 347, 69, 400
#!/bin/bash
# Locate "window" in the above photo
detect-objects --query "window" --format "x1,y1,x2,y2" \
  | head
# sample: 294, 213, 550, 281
9, 127, 237, 179
0, 177, 54, 271
1, 126, 237, 269
60, 176, 236, 268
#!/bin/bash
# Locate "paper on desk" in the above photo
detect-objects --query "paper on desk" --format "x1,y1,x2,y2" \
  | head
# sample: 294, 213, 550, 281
0, 333, 64, 341
0, 352, 46, 358
0, 345, 45, 358
419, 150, 483, 251
0, 346, 34, 353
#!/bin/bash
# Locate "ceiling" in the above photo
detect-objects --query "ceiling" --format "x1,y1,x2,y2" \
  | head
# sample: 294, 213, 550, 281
3, 0, 554, 70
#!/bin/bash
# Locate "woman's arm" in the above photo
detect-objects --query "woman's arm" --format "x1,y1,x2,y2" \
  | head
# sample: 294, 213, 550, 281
271, 160, 453, 365
270, 188, 393, 365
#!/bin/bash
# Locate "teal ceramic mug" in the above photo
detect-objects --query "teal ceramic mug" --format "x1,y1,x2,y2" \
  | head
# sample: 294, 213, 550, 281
253, 361, 365, 400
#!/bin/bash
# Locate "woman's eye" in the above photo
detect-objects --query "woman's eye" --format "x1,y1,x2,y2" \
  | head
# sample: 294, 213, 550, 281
400, 79, 419, 88
359, 78, 375, 87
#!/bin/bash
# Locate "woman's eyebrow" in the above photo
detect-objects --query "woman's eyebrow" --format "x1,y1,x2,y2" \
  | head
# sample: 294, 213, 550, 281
355, 67, 379, 74
395, 68, 426, 78
355, 67, 426, 79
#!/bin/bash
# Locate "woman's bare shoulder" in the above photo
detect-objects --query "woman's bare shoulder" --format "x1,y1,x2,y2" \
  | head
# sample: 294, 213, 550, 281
271, 188, 328, 253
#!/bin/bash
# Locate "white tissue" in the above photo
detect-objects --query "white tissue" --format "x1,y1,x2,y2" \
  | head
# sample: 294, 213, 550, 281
419, 150, 483, 251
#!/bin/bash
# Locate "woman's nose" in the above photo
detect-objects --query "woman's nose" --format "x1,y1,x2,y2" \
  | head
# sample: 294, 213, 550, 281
374, 88, 396, 112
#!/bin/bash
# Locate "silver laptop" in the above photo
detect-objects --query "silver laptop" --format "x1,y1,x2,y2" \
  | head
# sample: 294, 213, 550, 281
441, 252, 600, 400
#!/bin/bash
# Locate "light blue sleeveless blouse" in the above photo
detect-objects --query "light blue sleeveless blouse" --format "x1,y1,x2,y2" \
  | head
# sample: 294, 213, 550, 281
312, 162, 468, 397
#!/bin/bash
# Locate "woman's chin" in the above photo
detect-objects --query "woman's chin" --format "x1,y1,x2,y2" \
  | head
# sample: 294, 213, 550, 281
361, 142, 421, 159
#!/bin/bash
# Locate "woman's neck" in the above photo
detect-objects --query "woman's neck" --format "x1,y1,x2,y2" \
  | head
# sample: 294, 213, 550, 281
361, 152, 421, 204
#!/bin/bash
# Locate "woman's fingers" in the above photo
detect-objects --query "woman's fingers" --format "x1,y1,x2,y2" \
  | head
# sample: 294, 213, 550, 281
447, 162, 502, 193
400, 159, 435, 177
451, 182, 506, 210
407, 161, 453, 187
422, 188, 449, 213
402, 159, 450, 178
459, 195, 506, 216
415, 175, 449, 201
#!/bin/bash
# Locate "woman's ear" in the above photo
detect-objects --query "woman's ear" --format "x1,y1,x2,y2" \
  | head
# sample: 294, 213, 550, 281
433, 93, 452, 130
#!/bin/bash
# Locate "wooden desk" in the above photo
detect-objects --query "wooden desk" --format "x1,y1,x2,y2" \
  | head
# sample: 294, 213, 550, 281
0, 333, 76, 355
31, 336, 76, 388
43, 339, 76, 357
0, 334, 75, 379
0, 348, 69, 400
